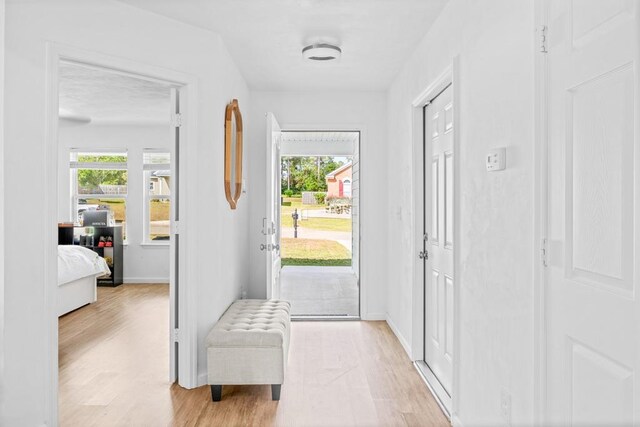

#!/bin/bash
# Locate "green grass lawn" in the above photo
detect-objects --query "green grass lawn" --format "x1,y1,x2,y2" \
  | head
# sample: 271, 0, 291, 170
281, 238, 352, 266
281, 201, 352, 232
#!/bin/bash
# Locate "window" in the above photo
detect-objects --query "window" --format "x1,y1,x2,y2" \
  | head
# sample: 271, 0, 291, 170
70, 151, 128, 240
343, 179, 352, 197
143, 151, 171, 243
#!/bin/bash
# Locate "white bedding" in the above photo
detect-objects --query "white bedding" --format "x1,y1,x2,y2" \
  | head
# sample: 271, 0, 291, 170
58, 245, 111, 286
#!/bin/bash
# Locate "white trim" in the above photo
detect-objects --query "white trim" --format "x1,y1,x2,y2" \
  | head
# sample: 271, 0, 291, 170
534, 1, 550, 425
70, 161, 128, 170
0, 0, 5, 417
281, 140, 354, 157
197, 372, 208, 387
362, 312, 386, 321
122, 278, 170, 284
451, 415, 465, 427
385, 315, 411, 357
409, 58, 461, 421
325, 161, 353, 178
44, 44, 200, 426
451, 56, 462, 425
414, 360, 452, 418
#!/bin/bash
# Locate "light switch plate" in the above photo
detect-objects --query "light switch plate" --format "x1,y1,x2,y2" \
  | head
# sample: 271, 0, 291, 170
486, 148, 506, 172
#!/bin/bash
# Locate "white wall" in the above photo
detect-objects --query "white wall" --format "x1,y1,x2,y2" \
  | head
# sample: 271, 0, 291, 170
3, 1, 249, 425
247, 91, 388, 319
0, 0, 6, 418
386, 0, 535, 425
58, 122, 171, 283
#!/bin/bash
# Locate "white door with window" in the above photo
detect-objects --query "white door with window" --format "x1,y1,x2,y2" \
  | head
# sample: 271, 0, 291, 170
343, 179, 352, 197
423, 84, 454, 397
545, 1, 639, 425
264, 112, 282, 299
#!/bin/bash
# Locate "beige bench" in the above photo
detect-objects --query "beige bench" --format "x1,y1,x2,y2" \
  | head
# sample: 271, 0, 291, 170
206, 299, 291, 401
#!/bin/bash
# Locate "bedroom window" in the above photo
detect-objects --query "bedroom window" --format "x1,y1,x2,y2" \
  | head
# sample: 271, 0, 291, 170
70, 151, 128, 240
143, 151, 171, 243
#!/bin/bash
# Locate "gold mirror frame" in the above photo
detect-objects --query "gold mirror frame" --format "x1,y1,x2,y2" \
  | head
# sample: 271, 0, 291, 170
224, 99, 243, 209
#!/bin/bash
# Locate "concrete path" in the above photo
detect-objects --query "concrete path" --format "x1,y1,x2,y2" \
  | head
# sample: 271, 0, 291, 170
280, 266, 359, 317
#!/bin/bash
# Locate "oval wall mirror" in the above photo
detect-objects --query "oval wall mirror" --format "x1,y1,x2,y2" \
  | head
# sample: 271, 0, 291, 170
224, 99, 243, 209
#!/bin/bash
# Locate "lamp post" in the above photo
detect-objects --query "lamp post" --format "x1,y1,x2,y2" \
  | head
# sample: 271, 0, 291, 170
292, 208, 299, 238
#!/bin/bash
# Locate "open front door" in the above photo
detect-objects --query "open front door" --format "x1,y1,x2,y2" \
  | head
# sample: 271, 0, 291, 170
264, 112, 282, 299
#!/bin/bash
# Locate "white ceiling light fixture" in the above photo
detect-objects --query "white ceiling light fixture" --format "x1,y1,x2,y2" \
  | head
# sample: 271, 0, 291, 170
302, 43, 342, 61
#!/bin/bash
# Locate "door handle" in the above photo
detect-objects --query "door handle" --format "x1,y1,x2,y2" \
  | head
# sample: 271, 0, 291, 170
418, 251, 429, 260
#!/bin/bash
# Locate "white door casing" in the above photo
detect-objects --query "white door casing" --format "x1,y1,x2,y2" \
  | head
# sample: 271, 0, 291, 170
265, 113, 282, 299
168, 87, 183, 383
545, 1, 639, 425
424, 84, 454, 396
169, 87, 178, 383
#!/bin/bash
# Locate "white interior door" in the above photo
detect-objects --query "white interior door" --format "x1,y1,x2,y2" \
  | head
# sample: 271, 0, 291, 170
545, 1, 639, 425
265, 112, 282, 299
423, 84, 454, 396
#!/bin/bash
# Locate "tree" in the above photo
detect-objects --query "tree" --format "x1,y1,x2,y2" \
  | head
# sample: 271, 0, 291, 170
281, 156, 345, 194
76, 155, 127, 193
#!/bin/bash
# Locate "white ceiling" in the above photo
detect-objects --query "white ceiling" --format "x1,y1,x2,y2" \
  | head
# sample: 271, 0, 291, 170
117, 0, 449, 91
59, 62, 173, 124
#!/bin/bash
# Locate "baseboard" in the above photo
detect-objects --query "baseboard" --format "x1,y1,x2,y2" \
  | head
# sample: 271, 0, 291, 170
385, 313, 412, 358
122, 278, 169, 284
197, 372, 208, 387
452, 414, 464, 427
361, 312, 386, 321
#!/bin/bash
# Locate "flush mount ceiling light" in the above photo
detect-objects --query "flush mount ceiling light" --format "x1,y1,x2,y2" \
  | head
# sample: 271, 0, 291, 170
302, 43, 342, 61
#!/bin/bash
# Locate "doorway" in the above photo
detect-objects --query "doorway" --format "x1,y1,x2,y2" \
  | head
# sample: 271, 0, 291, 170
262, 116, 360, 318
45, 46, 197, 423
412, 70, 457, 418
56, 61, 178, 420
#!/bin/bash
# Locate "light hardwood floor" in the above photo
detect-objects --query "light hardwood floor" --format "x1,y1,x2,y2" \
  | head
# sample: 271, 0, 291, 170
59, 284, 450, 426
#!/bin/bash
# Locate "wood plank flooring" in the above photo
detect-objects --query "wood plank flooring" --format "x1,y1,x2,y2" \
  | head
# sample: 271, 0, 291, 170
59, 284, 450, 426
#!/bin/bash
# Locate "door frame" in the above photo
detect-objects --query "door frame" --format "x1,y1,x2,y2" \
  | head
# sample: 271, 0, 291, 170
278, 124, 365, 318
410, 59, 460, 421
534, 1, 549, 425
44, 43, 199, 424
0, 0, 5, 411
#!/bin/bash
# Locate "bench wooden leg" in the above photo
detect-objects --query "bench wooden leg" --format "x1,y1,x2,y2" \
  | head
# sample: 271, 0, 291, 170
271, 384, 281, 401
211, 385, 222, 402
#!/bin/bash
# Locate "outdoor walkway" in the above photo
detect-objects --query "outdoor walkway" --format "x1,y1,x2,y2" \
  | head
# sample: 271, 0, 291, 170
280, 266, 359, 317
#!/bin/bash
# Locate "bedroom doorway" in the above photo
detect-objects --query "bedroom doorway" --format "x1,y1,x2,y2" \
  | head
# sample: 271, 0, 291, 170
48, 50, 194, 423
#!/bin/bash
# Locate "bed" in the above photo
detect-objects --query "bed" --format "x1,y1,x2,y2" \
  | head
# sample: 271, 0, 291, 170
58, 245, 111, 316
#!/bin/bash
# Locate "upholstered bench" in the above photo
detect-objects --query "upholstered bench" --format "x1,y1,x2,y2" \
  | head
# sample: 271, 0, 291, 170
206, 299, 291, 401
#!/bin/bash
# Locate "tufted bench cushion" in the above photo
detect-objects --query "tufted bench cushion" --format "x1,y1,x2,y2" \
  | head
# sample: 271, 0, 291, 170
206, 299, 290, 348
206, 299, 291, 401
